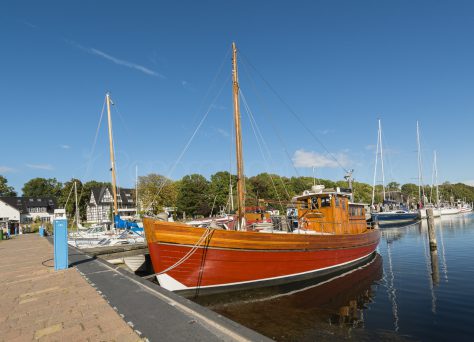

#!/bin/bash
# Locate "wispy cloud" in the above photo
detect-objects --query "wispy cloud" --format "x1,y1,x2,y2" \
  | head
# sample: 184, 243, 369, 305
22, 21, 38, 29
292, 149, 350, 168
181, 80, 196, 91
26, 163, 54, 170
216, 128, 230, 138
0, 166, 14, 173
60, 144, 71, 149
318, 129, 334, 135
211, 104, 227, 111
66, 40, 166, 79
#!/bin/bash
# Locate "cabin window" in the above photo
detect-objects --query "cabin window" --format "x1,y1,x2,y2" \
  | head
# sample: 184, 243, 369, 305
335, 197, 340, 207
300, 200, 309, 209
321, 197, 331, 207
311, 197, 319, 209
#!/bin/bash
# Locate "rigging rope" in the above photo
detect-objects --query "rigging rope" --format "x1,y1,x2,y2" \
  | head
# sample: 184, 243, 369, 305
143, 227, 214, 279
240, 90, 288, 210
85, 97, 106, 179
146, 74, 232, 213
240, 57, 302, 178
239, 52, 349, 174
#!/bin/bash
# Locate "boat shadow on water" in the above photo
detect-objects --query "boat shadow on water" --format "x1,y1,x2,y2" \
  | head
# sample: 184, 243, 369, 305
192, 254, 390, 341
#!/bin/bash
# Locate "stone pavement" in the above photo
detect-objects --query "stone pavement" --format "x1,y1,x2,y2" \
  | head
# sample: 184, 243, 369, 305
0, 234, 140, 341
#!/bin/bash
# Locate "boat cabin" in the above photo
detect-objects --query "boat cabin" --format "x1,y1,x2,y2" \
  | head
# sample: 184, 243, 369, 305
292, 185, 368, 234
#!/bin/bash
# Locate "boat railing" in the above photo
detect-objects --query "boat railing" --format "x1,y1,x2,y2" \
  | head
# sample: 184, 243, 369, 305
251, 217, 375, 234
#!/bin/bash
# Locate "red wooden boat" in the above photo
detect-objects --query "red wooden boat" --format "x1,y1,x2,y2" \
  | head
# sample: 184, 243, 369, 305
144, 186, 380, 296
144, 43, 380, 296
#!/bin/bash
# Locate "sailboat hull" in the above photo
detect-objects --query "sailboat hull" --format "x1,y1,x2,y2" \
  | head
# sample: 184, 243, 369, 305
144, 219, 380, 296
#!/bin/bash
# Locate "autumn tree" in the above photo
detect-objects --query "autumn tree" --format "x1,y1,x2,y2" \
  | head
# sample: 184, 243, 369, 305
138, 174, 177, 214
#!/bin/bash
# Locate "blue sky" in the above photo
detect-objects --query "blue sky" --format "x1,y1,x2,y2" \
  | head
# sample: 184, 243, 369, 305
1, 0, 474, 194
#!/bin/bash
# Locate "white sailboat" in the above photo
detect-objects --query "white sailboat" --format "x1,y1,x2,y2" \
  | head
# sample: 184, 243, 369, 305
370, 119, 419, 227
417, 123, 441, 218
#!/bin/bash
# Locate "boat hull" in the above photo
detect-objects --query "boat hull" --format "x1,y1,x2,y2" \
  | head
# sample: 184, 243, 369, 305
371, 212, 419, 228
144, 218, 380, 296
440, 208, 461, 216
418, 208, 441, 218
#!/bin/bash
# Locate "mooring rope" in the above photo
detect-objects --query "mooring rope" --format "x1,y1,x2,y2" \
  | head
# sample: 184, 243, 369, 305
143, 226, 214, 279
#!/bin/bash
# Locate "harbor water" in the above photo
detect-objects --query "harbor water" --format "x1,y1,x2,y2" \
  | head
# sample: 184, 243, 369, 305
193, 213, 474, 341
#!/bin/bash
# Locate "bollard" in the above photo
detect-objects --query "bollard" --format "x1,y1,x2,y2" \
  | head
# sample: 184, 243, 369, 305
53, 219, 68, 271
426, 208, 437, 250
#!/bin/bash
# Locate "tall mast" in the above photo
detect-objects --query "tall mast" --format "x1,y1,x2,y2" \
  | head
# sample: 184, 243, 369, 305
371, 120, 380, 206
434, 150, 440, 207
416, 121, 425, 206
106, 93, 118, 217
379, 119, 386, 201
74, 181, 79, 231
372, 119, 385, 205
135, 165, 139, 218
232, 42, 245, 230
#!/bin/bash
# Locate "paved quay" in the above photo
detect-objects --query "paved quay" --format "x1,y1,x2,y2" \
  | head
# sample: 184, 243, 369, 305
1, 234, 270, 342
0, 234, 139, 341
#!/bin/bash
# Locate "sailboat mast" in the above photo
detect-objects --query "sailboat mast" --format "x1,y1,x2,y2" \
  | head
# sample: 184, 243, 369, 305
106, 93, 119, 217
74, 181, 80, 231
232, 42, 245, 230
416, 121, 424, 206
135, 165, 139, 218
379, 119, 386, 201
371, 120, 380, 206
434, 150, 440, 207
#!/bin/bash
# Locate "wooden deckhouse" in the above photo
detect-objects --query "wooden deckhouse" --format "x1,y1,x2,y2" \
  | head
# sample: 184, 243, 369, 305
292, 185, 367, 234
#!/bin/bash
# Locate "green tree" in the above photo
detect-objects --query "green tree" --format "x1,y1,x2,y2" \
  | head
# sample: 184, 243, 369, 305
22, 177, 62, 199
209, 171, 237, 214
386, 182, 400, 191
0, 175, 17, 196
176, 174, 211, 217
138, 174, 177, 214
401, 183, 419, 203
57, 179, 83, 222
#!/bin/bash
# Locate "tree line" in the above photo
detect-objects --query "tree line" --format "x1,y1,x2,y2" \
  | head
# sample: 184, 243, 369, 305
1, 173, 474, 220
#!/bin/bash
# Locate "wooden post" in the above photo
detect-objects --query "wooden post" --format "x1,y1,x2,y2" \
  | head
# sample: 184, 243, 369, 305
430, 247, 440, 285
426, 208, 437, 250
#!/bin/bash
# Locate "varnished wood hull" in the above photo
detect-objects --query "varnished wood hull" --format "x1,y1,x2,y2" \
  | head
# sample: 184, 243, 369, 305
144, 218, 380, 296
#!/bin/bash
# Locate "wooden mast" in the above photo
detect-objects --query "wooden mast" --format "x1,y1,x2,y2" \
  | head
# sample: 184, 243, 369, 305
106, 93, 118, 218
232, 42, 245, 230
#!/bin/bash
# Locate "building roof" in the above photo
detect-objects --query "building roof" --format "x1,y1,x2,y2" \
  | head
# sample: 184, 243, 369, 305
0, 197, 56, 214
90, 186, 135, 206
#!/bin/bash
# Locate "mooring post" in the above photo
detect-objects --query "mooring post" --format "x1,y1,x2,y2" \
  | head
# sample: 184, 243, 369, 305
426, 208, 437, 250
53, 218, 69, 271
430, 247, 440, 285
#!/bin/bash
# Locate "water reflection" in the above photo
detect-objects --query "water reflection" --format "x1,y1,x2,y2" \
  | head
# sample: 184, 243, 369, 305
194, 254, 383, 340
191, 214, 474, 341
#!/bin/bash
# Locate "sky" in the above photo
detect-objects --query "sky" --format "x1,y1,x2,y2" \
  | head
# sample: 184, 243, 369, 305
1, 0, 474, 194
